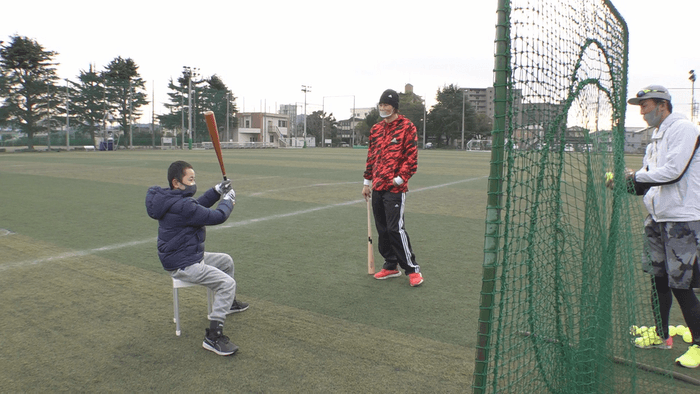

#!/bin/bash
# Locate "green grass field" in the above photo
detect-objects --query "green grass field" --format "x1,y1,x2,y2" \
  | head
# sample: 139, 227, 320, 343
1, 148, 698, 393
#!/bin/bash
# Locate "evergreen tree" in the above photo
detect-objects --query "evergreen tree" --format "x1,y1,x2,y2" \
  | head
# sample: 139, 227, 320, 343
398, 88, 426, 141
159, 72, 237, 144
158, 76, 187, 136
68, 64, 108, 146
306, 110, 337, 146
473, 113, 493, 138
426, 84, 476, 147
102, 56, 148, 148
0, 35, 62, 150
356, 107, 379, 144
197, 74, 237, 142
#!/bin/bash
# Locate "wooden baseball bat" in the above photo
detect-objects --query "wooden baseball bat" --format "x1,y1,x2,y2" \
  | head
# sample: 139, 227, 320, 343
204, 111, 227, 181
367, 198, 375, 274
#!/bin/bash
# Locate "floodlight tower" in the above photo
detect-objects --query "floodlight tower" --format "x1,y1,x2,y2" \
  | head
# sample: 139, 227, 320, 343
301, 85, 311, 147
461, 89, 466, 150
183, 66, 200, 150
65, 79, 70, 150
226, 91, 231, 142
423, 97, 427, 149
690, 70, 696, 123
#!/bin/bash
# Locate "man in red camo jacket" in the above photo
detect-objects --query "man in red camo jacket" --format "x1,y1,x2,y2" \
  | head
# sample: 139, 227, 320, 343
361, 89, 423, 287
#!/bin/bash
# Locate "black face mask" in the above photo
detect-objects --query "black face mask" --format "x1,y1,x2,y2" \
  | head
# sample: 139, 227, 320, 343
181, 183, 197, 196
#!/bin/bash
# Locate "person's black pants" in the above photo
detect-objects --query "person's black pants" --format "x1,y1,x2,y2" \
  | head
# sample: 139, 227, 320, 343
371, 190, 420, 274
652, 275, 700, 343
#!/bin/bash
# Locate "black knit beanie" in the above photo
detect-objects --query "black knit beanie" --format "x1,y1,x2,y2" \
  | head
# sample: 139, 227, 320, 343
379, 89, 399, 110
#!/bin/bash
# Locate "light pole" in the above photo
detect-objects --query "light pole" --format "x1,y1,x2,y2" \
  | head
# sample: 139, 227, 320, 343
301, 85, 311, 147
151, 80, 155, 148
47, 84, 51, 151
186, 68, 192, 150
128, 79, 133, 149
461, 89, 466, 150
226, 91, 230, 142
690, 70, 697, 123
180, 92, 185, 149
65, 79, 70, 150
352, 96, 356, 147
294, 102, 305, 145
102, 86, 108, 149
183, 66, 200, 150
423, 97, 427, 149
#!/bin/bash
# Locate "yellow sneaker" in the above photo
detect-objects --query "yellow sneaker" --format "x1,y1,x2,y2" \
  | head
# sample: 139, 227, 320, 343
676, 345, 700, 368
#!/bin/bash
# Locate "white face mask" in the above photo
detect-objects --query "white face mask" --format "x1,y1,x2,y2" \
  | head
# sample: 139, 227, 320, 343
379, 108, 393, 118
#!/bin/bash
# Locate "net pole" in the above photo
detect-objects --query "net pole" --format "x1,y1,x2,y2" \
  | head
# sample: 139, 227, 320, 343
473, 1, 509, 392
595, 5, 629, 392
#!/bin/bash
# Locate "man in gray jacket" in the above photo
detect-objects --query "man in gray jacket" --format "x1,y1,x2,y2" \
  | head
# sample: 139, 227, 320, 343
627, 85, 700, 368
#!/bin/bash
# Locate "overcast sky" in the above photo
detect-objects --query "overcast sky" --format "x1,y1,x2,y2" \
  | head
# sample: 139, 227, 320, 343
2, 0, 698, 128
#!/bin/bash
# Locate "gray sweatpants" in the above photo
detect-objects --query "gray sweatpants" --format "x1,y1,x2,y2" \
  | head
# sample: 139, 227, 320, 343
170, 252, 236, 323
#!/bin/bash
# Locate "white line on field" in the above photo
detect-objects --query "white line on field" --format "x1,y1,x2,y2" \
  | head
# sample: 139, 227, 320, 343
0, 240, 151, 272
249, 181, 357, 197
0, 176, 486, 271
228, 175, 281, 183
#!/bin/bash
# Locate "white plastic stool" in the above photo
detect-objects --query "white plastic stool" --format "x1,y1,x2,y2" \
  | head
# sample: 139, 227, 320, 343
172, 278, 214, 336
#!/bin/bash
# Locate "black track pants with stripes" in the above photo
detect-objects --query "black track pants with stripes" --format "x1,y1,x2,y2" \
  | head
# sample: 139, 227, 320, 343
371, 190, 420, 274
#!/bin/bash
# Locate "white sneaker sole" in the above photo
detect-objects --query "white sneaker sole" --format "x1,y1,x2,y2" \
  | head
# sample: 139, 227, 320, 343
226, 305, 249, 315
203, 341, 238, 356
676, 360, 700, 368
374, 272, 401, 280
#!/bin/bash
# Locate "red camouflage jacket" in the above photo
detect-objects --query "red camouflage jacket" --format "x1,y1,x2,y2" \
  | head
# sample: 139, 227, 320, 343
364, 114, 418, 193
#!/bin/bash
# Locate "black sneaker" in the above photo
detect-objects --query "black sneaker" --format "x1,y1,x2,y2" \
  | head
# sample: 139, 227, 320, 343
203, 328, 239, 356
227, 299, 249, 314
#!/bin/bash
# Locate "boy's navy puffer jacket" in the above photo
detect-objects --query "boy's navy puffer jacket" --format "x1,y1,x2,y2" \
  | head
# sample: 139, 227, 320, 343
146, 186, 232, 271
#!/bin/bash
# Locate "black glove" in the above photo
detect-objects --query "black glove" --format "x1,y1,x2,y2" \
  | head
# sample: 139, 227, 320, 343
215, 180, 232, 195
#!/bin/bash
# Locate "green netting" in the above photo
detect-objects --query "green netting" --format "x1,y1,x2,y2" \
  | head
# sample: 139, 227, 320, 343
473, 1, 684, 393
